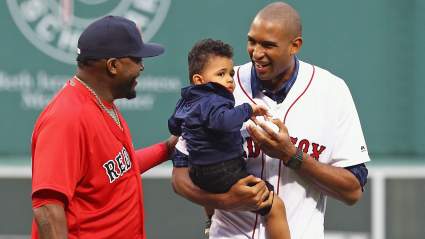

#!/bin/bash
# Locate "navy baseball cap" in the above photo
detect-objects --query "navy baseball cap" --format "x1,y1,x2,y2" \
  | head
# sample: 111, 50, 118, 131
77, 15, 164, 61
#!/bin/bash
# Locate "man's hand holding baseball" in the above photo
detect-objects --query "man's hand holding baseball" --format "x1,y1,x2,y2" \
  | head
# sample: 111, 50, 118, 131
246, 119, 296, 164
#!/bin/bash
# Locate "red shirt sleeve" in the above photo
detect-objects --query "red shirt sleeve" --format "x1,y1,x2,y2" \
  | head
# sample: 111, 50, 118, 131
32, 111, 85, 203
32, 189, 67, 209
135, 142, 169, 174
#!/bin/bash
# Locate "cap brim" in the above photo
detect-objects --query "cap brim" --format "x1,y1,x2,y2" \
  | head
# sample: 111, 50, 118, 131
138, 43, 165, 58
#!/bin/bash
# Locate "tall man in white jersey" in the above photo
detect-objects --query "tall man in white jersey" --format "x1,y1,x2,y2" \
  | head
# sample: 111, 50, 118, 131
171, 2, 370, 239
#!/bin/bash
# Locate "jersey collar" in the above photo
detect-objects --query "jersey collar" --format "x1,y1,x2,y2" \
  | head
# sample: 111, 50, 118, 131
250, 56, 299, 103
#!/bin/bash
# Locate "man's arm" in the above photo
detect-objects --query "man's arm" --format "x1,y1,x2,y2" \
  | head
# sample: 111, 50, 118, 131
247, 120, 363, 205
135, 135, 178, 174
172, 167, 273, 211
33, 204, 68, 239
32, 190, 68, 239
294, 154, 362, 205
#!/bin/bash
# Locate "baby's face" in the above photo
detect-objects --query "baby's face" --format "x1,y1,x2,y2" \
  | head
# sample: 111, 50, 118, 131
200, 56, 235, 93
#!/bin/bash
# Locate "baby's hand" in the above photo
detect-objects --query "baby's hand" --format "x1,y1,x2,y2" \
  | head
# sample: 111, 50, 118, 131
250, 104, 270, 117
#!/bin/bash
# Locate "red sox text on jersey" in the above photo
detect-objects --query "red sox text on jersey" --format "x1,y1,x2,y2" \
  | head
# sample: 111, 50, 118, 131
244, 136, 326, 160
103, 147, 132, 183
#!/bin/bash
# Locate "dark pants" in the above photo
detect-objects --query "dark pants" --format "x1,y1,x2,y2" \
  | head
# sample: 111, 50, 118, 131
189, 157, 274, 216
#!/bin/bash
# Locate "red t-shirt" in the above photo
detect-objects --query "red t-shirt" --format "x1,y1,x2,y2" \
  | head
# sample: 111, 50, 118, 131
31, 78, 168, 239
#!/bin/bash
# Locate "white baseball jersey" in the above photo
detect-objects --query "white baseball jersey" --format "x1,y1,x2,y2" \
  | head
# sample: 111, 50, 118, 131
177, 60, 370, 239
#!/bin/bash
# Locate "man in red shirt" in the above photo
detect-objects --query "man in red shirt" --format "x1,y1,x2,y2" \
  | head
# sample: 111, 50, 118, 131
31, 16, 176, 239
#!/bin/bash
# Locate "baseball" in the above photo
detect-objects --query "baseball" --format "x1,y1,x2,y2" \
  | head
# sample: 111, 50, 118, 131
248, 116, 280, 134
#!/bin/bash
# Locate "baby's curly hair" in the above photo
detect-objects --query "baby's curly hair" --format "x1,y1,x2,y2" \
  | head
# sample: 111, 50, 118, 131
188, 38, 233, 83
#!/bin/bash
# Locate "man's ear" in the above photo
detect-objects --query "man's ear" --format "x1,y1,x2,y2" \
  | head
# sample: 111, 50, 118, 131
290, 36, 303, 55
192, 74, 204, 85
106, 58, 119, 75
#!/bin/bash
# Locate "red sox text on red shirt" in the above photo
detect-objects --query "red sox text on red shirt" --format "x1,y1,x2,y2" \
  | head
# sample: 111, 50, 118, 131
102, 147, 132, 183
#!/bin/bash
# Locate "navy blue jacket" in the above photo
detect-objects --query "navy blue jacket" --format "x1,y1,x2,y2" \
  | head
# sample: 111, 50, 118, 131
168, 82, 252, 166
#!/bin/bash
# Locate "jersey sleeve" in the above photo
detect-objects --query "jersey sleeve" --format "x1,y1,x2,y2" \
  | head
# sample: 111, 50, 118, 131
32, 189, 67, 209
330, 80, 370, 167
135, 142, 169, 174
345, 163, 368, 190
32, 113, 85, 204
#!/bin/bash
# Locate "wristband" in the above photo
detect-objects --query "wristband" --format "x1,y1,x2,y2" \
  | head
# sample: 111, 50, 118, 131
285, 147, 303, 170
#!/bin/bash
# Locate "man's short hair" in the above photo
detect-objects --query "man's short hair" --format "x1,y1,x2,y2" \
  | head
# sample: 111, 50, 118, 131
76, 58, 99, 68
188, 39, 233, 82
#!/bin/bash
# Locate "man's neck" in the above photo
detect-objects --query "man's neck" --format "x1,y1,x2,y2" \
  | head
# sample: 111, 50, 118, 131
262, 58, 295, 92
76, 70, 114, 103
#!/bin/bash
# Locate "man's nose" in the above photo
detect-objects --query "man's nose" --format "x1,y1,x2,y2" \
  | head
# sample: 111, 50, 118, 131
252, 45, 265, 60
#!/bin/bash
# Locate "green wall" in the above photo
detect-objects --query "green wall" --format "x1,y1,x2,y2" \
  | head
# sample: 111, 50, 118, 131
0, 0, 424, 160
